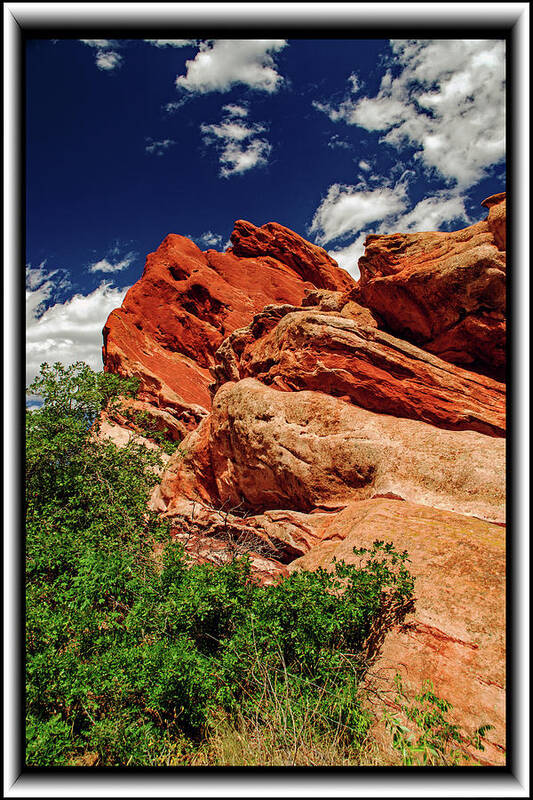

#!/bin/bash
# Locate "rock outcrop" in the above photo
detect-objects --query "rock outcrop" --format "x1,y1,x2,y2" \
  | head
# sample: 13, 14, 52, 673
354, 193, 506, 378
103, 194, 507, 765
212, 308, 505, 436
103, 221, 354, 431
156, 377, 505, 524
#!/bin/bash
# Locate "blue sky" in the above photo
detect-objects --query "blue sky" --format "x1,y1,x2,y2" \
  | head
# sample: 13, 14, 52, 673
26, 37, 506, 388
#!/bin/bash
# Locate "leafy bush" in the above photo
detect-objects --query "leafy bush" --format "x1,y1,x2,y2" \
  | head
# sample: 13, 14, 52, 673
26, 362, 415, 766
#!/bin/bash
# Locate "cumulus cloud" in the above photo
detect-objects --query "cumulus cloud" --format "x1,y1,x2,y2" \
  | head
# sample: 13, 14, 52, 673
201, 107, 271, 178
80, 39, 123, 71
310, 182, 408, 246
315, 39, 505, 188
26, 266, 129, 388
145, 137, 176, 156
175, 39, 287, 94
88, 248, 137, 274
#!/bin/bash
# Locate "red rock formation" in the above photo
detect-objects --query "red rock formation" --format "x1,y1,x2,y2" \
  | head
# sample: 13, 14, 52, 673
156, 377, 505, 524
103, 197, 507, 764
213, 307, 506, 437
229, 220, 354, 292
354, 194, 506, 378
103, 223, 354, 429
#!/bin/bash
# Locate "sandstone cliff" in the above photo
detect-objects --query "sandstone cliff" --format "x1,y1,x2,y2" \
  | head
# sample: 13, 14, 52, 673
102, 193, 507, 765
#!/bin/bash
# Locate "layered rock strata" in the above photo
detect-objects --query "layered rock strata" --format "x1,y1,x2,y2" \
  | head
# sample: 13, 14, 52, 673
212, 308, 505, 436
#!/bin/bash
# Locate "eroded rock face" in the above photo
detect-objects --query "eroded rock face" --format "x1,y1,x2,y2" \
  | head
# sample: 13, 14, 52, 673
157, 378, 505, 524
212, 308, 506, 437
482, 191, 506, 251
229, 219, 355, 292
289, 498, 506, 766
355, 194, 506, 377
103, 222, 354, 429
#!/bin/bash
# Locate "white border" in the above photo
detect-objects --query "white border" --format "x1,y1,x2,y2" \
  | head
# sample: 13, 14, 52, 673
4, 3, 530, 797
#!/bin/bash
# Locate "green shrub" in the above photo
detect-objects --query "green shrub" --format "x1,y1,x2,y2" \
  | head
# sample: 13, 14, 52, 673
26, 362, 415, 766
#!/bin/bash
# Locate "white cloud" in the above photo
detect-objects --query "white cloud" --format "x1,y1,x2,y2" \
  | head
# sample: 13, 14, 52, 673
88, 249, 136, 274
328, 134, 351, 150
389, 192, 470, 233
195, 231, 223, 249
145, 138, 176, 156
163, 99, 188, 114
26, 267, 129, 388
218, 140, 271, 178
309, 149, 471, 277
358, 160, 372, 171
348, 73, 361, 93
222, 103, 249, 118
317, 184, 472, 280
175, 39, 287, 94
201, 108, 271, 177
80, 39, 123, 71
327, 234, 367, 280
144, 39, 195, 48
316, 39, 505, 188
202, 119, 260, 143
80, 39, 111, 48
310, 183, 408, 245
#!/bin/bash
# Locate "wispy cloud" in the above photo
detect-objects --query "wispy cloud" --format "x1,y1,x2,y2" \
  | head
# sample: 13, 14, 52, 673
88, 246, 137, 274
175, 39, 287, 94
389, 192, 470, 234
144, 39, 196, 48
201, 106, 271, 178
327, 134, 351, 150
80, 39, 123, 71
222, 103, 249, 118
145, 137, 176, 156
26, 266, 129, 387
189, 231, 224, 249
327, 234, 368, 277
315, 39, 505, 189
163, 98, 189, 114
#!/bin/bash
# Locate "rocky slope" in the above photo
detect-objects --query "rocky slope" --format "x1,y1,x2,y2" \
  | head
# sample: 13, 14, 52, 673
102, 193, 507, 764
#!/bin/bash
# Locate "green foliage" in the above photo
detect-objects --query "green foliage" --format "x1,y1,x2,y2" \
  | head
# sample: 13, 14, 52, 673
114, 406, 182, 455
384, 674, 494, 766
26, 361, 416, 767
